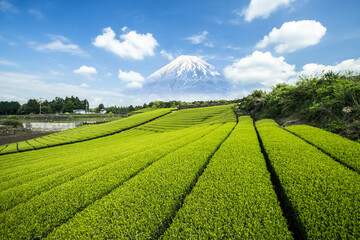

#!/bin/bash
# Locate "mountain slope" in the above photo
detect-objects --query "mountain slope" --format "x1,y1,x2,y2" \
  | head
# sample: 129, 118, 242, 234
145, 55, 230, 94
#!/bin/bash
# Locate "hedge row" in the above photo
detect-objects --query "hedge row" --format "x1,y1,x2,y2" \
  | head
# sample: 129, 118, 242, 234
285, 124, 360, 173
0, 131, 154, 193
256, 119, 360, 239
138, 104, 236, 132
0, 124, 221, 239
46, 123, 235, 239
0, 129, 146, 172
161, 116, 292, 239
0, 129, 147, 183
0, 125, 209, 213
0, 106, 235, 184
0, 108, 173, 155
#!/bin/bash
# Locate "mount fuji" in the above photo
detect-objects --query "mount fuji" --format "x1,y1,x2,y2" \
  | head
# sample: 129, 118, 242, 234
144, 55, 230, 95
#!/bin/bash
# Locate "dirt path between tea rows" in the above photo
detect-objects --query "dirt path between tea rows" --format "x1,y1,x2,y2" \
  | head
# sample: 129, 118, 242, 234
0, 132, 57, 145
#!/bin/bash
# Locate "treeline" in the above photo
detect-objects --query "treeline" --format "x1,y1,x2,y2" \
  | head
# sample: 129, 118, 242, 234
0, 101, 21, 115
0, 96, 89, 115
238, 72, 360, 140
0, 98, 236, 116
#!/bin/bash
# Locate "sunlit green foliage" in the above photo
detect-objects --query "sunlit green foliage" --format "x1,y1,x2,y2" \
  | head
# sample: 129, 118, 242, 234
0, 128, 192, 213
0, 124, 223, 239
286, 124, 360, 172
161, 116, 292, 239
138, 104, 236, 132
0, 108, 173, 154
240, 72, 360, 140
0, 104, 358, 239
256, 119, 360, 239
0, 105, 236, 239
47, 123, 235, 239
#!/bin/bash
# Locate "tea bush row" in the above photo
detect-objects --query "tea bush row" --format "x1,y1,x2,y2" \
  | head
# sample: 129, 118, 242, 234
256, 119, 360, 239
286, 124, 360, 173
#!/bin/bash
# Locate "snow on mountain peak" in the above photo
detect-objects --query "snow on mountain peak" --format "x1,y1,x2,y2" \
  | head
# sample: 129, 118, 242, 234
148, 55, 220, 80
144, 55, 229, 94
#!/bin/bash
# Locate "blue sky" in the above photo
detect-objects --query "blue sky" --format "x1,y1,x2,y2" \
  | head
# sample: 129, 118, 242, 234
1, 0, 360, 107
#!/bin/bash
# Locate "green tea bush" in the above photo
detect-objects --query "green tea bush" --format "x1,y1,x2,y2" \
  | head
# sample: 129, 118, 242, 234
256, 119, 360, 239
286, 124, 360, 173
47, 123, 235, 239
162, 116, 292, 239
0, 108, 174, 154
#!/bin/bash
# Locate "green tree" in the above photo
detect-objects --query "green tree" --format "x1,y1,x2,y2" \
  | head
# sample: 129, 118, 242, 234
0, 101, 21, 115
127, 105, 135, 112
41, 100, 50, 114
62, 97, 76, 113
95, 103, 105, 113
49, 97, 65, 113
81, 99, 89, 112
26, 99, 40, 114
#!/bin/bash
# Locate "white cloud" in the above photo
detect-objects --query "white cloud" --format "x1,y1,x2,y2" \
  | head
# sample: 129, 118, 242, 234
0, 0, 18, 13
225, 46, 242, 51
33, 35, 87, 56
73, 66, 97, 76
186, 31, 208, 44
47, 34, 69, 42
92, 97, 103, 107
125, 81, 143, 89
80, 83, 89, 88
121, 26, 128, 32
118, 70, 144, 82
28, 9, 43, 18
242, 0, 295, 22
0, 59, 18, 67
0, 94, 25, 102
224, 51, 296, 87
93, 27, 158, 60
118, 69, 145, 89
256, 20, 326, 53
300, 58, 360, 76
49, 70, 63, 76
204, 42, 214, 48
160, 49, 174, 61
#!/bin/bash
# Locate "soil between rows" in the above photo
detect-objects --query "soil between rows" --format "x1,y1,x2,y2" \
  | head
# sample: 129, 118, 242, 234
0, 131, 57, 145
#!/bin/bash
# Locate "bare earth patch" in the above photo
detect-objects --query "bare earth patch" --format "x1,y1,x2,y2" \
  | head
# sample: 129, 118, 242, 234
0, 131, 57, 145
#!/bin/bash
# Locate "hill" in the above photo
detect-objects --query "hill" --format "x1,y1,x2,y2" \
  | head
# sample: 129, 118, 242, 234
237, 72, 360, 141
0, 105, 359, 239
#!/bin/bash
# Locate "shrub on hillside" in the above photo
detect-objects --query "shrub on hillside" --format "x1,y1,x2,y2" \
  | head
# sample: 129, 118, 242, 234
0, 116, 23, 128
238, 71, 360, 140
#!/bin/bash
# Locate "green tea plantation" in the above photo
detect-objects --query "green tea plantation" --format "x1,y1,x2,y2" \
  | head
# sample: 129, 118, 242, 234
0, 105, 359, 239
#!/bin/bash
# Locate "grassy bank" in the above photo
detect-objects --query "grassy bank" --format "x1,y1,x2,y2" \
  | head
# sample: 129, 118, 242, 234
237, 72, 360, 141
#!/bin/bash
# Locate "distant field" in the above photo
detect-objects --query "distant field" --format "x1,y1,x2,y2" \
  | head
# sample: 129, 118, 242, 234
0, 108, 173, 155
20, 117, 123, 123
0, 114, 123, 123
0, 105, 359, 239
